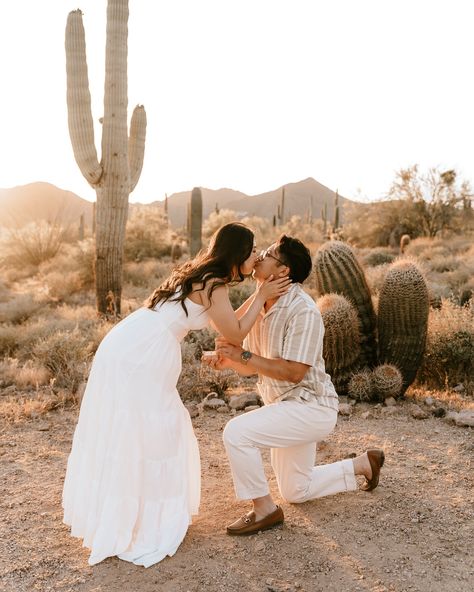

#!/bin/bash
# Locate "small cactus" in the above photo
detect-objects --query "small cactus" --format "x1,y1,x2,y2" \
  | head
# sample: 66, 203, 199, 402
348, 369, 373, 402
171, 241, 182, 261
189, 187, 203, 257
372, 364, 403, 401
318, 293, 361, 395
400, 234, 410, 254
377, 260, 429, 395
314, 241, 377, 368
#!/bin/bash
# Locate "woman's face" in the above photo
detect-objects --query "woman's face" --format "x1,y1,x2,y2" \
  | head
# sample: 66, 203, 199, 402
239, 242, 258, 276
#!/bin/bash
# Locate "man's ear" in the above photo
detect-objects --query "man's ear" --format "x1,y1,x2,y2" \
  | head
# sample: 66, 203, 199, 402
278, 266, 290, 278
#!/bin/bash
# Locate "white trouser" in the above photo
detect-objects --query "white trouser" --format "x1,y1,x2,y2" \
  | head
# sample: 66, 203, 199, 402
223, 398, 357, 502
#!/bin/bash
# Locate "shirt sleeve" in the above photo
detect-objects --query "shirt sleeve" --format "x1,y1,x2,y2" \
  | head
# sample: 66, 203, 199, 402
282, 308, 323, 367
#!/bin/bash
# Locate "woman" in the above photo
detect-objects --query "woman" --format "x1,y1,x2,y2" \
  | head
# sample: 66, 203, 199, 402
62, 222, 290, 567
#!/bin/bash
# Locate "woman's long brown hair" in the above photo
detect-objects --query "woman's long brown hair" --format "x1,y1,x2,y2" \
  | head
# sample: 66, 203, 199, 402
146, 222, 254, 315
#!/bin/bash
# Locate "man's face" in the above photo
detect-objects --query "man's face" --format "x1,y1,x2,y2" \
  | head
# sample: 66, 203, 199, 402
253, 243, 289, 281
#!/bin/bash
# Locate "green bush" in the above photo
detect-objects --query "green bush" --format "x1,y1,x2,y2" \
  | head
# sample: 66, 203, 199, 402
124, 207, 172, 261
417, 300, 474, 393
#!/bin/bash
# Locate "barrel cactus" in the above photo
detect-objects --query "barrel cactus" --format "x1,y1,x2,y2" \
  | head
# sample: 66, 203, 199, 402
189, 187, 203, 257
348, 369, 374, 402
377, 260, 429, 395
372, 364, 403, 401
314, 241, 377, 368
317, 294, 361, 395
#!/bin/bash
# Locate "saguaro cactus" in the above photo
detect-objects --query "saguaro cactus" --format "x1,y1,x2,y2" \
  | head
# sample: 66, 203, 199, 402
314, 241, 378, 368
189, 187, 203, 256
317, 293, 362, 395
65, 1, 146, 315
377, 260, 429, 394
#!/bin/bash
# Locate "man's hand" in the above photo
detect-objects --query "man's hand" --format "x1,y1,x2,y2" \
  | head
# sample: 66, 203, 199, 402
215, 337, 244, 364
201, 350, 232, 370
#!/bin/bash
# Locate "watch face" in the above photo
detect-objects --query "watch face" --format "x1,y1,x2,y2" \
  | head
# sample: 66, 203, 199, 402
241, 350, 252, 362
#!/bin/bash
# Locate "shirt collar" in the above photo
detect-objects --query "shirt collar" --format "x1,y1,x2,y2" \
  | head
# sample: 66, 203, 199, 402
262, 283, 301, 319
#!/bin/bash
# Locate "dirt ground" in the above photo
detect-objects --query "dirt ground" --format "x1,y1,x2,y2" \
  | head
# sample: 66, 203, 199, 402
1, 397, 473, 592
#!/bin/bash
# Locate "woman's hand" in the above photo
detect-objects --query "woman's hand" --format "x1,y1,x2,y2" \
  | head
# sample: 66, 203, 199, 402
256, 275, 292, 302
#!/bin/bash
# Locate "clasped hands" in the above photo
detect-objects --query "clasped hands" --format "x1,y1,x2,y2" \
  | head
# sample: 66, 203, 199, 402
201, 337, 243, 370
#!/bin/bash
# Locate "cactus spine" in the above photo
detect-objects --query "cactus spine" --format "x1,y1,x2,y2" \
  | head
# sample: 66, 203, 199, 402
317, 294, 361, 395
189, 187, 203, 256
377, 260, 429, 394
65, 1, 146, 315
314, 241, 378, 368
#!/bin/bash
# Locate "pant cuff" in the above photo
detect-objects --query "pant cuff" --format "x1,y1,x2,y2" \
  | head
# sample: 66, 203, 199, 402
341, 459, 357, 491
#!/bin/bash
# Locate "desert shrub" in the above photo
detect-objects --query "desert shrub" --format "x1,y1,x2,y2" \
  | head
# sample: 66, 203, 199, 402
31, 327, 93, 392
365, 264, 390, 295
124, 207, 172, 261
0, 294, 48, 324
177, 331, 238, 401
0, 358, 51, 389
361, 248, 397, 267
417, 300, 474, 393
203, 209, 239, 238
228, 281, 255, 310
1, 220, 69, 266
0, 325, 19, 357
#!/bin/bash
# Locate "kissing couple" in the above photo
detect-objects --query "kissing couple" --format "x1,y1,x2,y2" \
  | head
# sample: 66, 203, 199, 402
63, 222, 385, 567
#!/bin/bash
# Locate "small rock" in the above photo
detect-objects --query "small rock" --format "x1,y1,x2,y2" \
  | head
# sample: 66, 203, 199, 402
384, 397, 397, 407
217, 405, 229, 414
338, 403, 352, 416
455, 410, 474, 428
411, 405, 429, 420
361, 411, 374, 420
431, 407, 446, 418
255, 540, 266, 552
185, 404, 200, 418
228, 392, 261, 410
381, 406, 398, 416
203, 398, 226, 410
244, 405, 260, 412
443, 411, 460, 424
424, 396, 434, 406
36, 422, 51, 432
453, 383, 465, 393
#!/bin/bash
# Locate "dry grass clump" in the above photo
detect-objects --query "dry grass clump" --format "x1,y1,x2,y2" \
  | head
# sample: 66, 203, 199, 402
0, 388, 76, 422
177, 329, 239, 401
417, 299, 474, 394
0, 293, 48, 324
0, 358, 51, 388
30, 328, 92, 393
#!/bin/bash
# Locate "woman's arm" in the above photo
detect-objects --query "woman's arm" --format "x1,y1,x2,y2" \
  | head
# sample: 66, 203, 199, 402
203, 277, 290, 345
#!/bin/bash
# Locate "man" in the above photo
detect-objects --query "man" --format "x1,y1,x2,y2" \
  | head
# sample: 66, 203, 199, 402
204, 235, 385, 536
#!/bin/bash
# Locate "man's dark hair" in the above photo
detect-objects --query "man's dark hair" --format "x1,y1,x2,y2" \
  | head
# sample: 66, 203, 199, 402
276, 234, 312, 283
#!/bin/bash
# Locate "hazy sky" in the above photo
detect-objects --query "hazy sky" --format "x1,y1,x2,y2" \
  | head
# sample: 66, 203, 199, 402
0, 0, 472, 204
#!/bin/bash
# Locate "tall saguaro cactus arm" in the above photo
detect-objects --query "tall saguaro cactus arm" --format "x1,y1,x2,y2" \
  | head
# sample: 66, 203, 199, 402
65, 10, 102, 186
65, 0, 147, 316
129, 105, 147, 192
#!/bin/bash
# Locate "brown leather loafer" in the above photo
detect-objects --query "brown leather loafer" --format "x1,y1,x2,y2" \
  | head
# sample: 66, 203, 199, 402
362, 449, 385, 491
226, 506, 284, 536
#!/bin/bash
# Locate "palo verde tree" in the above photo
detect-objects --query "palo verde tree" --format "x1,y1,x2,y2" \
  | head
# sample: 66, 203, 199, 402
65, 0, 146, 316
388, 165, 471, 238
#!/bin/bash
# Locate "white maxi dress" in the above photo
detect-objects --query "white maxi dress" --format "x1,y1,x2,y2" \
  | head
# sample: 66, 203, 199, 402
62, 297, 208, 567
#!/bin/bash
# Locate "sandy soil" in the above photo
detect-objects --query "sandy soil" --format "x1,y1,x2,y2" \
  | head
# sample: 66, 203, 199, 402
0, 399, 473, 592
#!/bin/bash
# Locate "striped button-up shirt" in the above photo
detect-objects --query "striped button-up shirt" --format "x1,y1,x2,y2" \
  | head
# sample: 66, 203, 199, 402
244, 283, 339, 411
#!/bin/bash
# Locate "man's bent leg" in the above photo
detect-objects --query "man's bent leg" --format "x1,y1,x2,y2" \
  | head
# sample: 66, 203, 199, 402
223, 399, 339, 501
